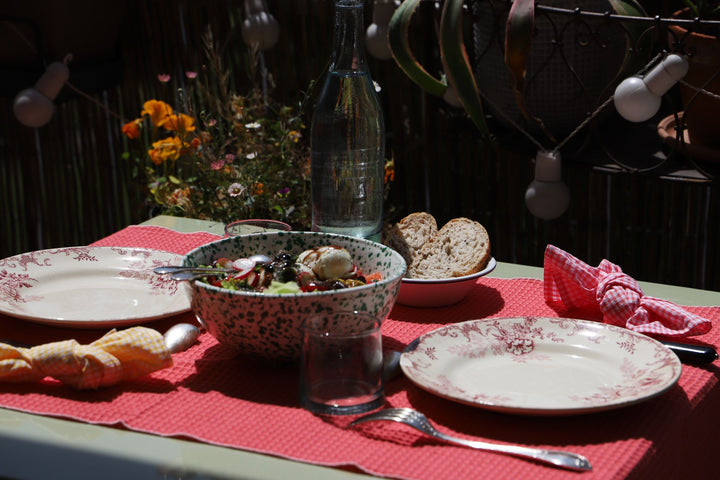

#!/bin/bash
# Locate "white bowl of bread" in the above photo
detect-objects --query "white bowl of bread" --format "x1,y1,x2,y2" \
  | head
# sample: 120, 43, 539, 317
385, 213, 495, 307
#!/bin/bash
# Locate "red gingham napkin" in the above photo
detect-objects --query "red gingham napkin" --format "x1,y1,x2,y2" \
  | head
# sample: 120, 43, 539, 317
543, 244, 712, 337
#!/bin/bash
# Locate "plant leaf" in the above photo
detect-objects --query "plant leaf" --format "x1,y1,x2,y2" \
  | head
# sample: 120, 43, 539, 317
388, 0, 448, 96
504, 0, 534, 96
439, 0, 492, 142
608, 0, 651, 78
504, 0, 555, 142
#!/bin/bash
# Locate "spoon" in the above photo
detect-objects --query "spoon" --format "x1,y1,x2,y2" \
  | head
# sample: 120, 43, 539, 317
168, 271, 227, 282
163, 323, 201, 353
2, 323, 202, 354
154, 254, 273, 277
154, 266, 233, 275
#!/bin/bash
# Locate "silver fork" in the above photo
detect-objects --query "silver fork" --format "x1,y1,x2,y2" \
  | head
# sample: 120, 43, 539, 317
349, 408, 592, 472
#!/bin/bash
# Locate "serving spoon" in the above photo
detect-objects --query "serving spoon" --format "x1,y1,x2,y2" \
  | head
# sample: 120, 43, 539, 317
154, 254, 273, 281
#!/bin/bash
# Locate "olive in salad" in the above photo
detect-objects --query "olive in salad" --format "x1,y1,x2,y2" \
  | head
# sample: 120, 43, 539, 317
201, 245, 382, 293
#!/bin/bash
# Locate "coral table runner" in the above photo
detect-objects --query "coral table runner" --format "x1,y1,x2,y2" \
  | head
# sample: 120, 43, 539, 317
0, 225, 718, 480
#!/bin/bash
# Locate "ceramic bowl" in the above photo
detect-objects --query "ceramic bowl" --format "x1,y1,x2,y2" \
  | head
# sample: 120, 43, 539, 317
182, 231, 406, 361
396, 257, 496, 308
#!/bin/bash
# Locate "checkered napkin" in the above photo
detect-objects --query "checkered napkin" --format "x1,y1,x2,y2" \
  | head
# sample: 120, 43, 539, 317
0, 327, 172, 389
544, 245, 712, 337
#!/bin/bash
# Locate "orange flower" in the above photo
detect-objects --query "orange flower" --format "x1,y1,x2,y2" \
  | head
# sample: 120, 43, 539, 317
142, 100, 173, 128
384, 160, 395, 183
121, 119, 142, 139
252, 182, 264, 195
148, 136, 183, 165
163, 113, 196, 133
288, 130, 302, 143
170, 187, 191, 207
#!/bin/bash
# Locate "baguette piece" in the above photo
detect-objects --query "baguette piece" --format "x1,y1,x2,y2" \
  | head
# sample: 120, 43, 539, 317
384, 212, 438, 268
407, 217, 491, 279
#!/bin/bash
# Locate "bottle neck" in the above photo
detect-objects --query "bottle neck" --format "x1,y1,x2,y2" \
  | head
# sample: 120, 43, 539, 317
330, 0, 367, 73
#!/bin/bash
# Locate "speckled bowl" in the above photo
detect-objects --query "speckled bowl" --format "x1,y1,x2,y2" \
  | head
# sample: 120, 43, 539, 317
182, 231, 406, 361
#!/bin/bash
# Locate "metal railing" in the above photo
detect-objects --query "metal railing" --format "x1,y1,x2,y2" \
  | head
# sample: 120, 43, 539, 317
464, 0, 720, 181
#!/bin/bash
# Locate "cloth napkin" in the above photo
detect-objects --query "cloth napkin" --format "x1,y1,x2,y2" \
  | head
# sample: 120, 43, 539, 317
0, 326, 172, 389
544, 244, 712, 337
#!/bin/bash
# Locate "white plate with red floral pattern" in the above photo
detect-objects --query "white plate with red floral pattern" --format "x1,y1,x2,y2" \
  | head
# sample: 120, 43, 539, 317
400, 316, 681, 416
0, 246, 190, 328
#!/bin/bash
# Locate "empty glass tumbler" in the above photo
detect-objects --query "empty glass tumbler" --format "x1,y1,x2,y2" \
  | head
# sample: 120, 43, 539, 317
300, 311, 384, 415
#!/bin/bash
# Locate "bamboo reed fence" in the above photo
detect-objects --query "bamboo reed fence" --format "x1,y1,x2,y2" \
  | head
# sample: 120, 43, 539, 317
0, 0, 718, 291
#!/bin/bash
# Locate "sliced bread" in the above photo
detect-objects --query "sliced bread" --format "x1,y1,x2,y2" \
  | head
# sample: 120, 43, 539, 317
407, 217, 491, 279
384, 212, 438, 267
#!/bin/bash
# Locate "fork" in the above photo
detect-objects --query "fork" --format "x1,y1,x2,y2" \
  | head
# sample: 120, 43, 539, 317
349, 408, 592, 472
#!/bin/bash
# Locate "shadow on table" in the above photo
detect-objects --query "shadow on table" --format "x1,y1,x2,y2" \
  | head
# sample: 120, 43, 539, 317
389, 283, 505, 323
394, 376, 695, 449
182, 342, 300, 408
0, 375, 178, 402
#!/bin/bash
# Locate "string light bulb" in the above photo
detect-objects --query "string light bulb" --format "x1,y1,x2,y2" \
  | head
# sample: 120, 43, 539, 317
366, 0, 396, 60
13, 62, 70, 128
613, 53, 689, 123
525, 150, 570, 220
241, 0, 279, 51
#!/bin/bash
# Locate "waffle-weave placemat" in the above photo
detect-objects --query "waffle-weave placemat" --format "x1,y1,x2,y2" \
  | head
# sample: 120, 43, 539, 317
1, 226, 719, 480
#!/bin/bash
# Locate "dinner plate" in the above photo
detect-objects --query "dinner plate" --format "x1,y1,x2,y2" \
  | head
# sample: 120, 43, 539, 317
0, 246, 191, 328
397, 257, 496, 307
400, 316, 682, 416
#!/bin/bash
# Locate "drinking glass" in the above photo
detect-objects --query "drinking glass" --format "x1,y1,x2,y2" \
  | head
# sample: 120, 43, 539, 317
300, 311, 384, 415
224, 219, 292, 236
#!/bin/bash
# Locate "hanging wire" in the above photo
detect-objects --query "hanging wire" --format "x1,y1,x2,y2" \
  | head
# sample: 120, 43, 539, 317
477, 51, 665, 154
467, 2, 719, 179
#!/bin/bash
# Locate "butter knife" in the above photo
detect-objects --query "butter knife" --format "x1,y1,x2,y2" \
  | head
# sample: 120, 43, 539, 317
659, 340, 718, 364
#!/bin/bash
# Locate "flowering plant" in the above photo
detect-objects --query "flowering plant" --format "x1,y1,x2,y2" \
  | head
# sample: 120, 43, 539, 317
121, 48, 312, 228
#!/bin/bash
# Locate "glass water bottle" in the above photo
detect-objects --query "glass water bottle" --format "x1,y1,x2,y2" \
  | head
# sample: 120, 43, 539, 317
310, 0, 385, 242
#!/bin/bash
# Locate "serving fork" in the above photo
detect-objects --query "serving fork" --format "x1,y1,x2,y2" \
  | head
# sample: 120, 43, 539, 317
349, 408, 592, 472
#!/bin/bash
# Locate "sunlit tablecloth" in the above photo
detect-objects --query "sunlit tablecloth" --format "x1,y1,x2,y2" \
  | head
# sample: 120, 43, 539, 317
1, 225, 719, 480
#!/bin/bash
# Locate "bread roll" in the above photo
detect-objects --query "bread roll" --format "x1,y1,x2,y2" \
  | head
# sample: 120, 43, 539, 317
406, 217, 491, 279
384, 212, 438, 268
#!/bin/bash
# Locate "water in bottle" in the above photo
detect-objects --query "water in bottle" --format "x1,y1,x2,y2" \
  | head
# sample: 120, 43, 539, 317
311, 0, 385, 242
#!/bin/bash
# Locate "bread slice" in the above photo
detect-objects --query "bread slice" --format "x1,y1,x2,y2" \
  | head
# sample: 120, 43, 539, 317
384, 212, 438, 268
407, 217, 491, 279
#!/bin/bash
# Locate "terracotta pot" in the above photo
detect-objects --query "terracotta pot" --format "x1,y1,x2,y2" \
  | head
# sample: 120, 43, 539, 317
669, 10, 720, 151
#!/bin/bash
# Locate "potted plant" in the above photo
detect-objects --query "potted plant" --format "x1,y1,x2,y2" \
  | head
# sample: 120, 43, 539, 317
666, 1, 720, 153
388, 0, 649, 146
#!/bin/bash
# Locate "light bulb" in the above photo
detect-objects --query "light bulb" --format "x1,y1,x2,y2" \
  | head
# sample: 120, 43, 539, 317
613, 54, 689, 123
13, 89, 55, 128
241, 0, 279, 51
366, 0, 395, 60
525, 150, 570, 220
13, 61, 70, 128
